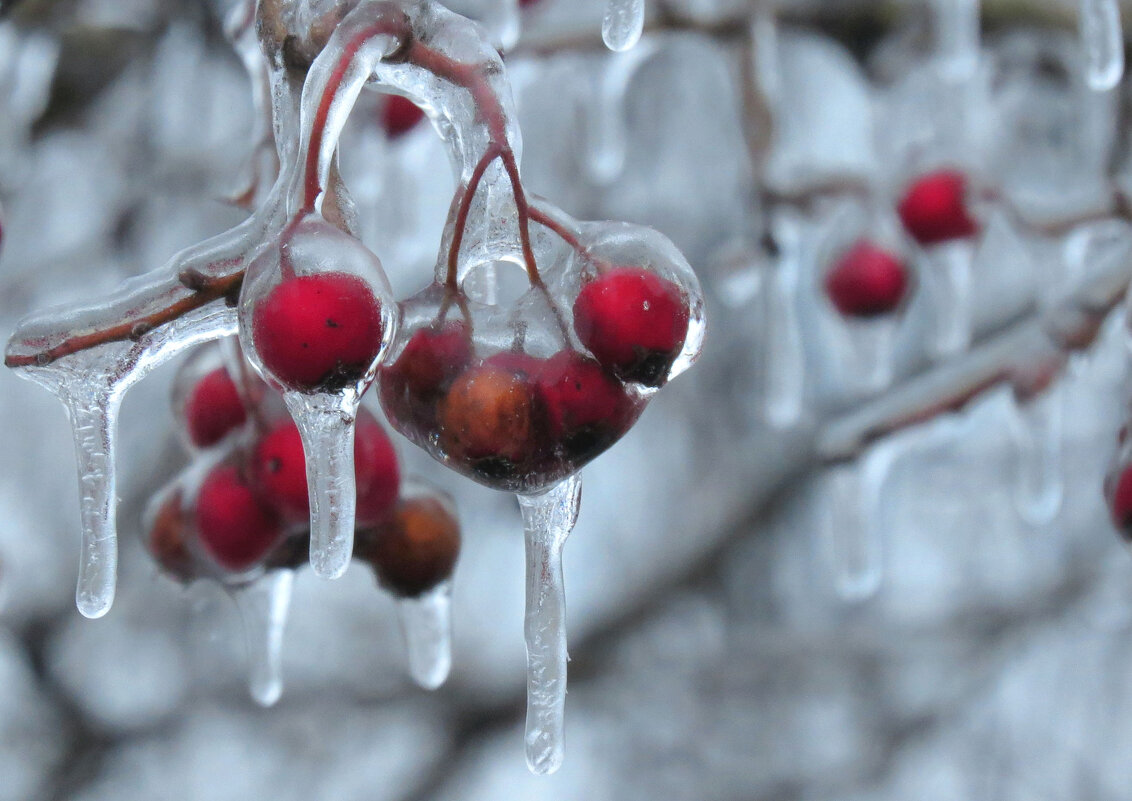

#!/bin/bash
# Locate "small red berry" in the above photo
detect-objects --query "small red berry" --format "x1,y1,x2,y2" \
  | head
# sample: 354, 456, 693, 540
183, 368, 247, 448
195, 465, 283, 572
538, 350, 636, 460
1110, 466, 1132, 540
897, 170, 978, 246
482, 350, 544, 378
572, 266, 689, 387
356, 496, 461, 598
825, 241, 909, 318
382, 95, 426, 139
437, 361, 540, 473
354, 412, 401, 524
381, 322, 472, 409
252, 272, 384, 392
146, 490, 197, 582
251, 409, 400, 525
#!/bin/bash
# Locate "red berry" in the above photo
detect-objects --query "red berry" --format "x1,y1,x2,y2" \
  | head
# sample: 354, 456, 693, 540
183, 368, 247, 448
381, 322, 472, 407
355, 496, 460, 598
1111, 466, 1132, 539
572, 266, 689, 387
252, 410, 400, 525
382, 95, 425, 138
537, 350, 636, 460
354, 412, 401, 524
897, 170, 978, 246
824, 241, 909, 318
519, 0, 542, 7
195, 465, 283, 572
146, 490, 197, 582
482, 350, 543, 378
252, 272, 384, 391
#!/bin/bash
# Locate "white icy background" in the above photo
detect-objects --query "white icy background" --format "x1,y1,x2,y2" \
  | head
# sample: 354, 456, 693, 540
2, 1, 1132, 799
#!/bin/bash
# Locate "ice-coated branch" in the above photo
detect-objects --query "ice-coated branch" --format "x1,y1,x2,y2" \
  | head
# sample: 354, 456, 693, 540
816, 242, 1132, 464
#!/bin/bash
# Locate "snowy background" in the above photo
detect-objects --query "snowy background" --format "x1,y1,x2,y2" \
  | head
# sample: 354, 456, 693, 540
3, 0, 1132, 799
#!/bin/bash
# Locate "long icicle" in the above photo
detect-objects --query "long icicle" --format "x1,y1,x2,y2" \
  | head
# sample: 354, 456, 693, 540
1080, 0, 1125, 91
234, 569, 294, 707
397, 582, 453, 690
517, 474, 582, 775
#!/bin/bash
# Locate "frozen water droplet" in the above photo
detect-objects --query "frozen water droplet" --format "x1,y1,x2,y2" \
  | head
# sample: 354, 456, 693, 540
763, 214, 806, 428
397, 583, 452, 690
602, 0, 645, 53
517, 475, 582, 775
932, 0, 981, 81
924, 241, 974, 359
233, 569, 293, 707
821, 450, 892, 602
1080, 0, 1124, 91
283, 391, 359, 580
1011, 387, 1065, 525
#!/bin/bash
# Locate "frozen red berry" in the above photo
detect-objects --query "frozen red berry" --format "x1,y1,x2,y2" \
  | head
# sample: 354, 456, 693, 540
195, 465, 283, 572
380, 322, 472, 414
573, 266, 689, 387
354, 411, 401, 523
382, 95, 425, 138
251, 409, 400, 525
252, 272, 384, 391
146, 490, 197, 582
1110, 465, 1132, 540
538, 350, 636, 460
897, 169, 978, 246
356, 496, 461, 598
825, 241, 909, 318
183, 368, 247, 448
437, 361, 540, 474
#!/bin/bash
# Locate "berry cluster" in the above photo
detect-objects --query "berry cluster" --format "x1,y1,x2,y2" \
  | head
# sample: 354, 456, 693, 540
380, 262, 692, 492
822, 169, 979, 319
148, 344, 460, 599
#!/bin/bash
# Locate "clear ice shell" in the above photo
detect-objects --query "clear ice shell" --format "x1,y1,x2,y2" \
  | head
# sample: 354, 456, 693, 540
233, 569, 294, 707
602, 0, 645, 53
1010, 386, 1065, 525
1079, 0, 1125, 91
517, 474, 582, 775
284, 391, 360, 580
820, 449, 893, 602
396, 582, 453, 690
924, 240, 975, 359
932, 0, 981, 81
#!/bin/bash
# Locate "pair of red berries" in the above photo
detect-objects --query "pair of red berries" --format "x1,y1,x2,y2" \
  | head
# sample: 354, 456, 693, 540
823, 170, 978, 318
379, 266, 689, 487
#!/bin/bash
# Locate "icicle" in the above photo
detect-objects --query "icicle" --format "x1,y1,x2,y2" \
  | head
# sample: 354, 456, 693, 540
581, 40, 657, 185
233, 569, 294, 707
517, 475, 582, 776
283, 391, 358, 580
396, 582, 452, 690
840, 319, 898, 396
925, 241, 974, 359
602, 0, 645, 53
1079, 0, 1124, 91
932, 0, 981, 81
1011, 388, 1065, 525
62, 383, 121, 619
763, 214, 806, 428
820, 449, 892, 602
